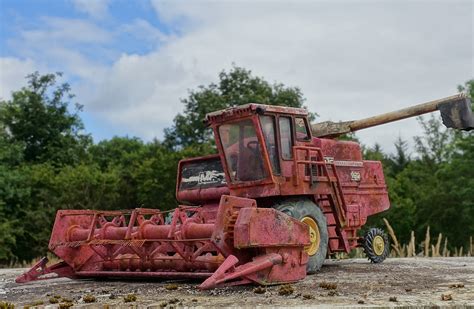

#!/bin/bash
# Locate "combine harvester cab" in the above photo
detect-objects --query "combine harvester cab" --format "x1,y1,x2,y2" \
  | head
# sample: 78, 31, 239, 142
17, 94, 473, 288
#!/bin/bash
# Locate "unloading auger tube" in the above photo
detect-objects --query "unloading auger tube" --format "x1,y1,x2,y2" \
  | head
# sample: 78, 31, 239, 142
312, 93, 474, 138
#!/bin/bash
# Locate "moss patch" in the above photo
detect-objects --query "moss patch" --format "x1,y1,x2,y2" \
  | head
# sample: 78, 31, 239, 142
59, 302, 74, 309
123, 294, 137, 303
0, 301, 14, 309
164, 284, 178, 291
319, 282, 337, 290
83, 294, 96, 303
278, 284, 294, 296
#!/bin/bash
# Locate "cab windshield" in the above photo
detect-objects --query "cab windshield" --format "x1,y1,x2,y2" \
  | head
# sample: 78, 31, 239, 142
219, 119, 267, 182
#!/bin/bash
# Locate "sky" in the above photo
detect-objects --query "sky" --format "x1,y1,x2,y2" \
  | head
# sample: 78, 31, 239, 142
0, 0, 472, 153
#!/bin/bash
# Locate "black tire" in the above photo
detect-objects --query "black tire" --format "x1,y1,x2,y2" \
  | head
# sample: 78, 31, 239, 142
363, 228, 390, 263
273, 198, 328, 274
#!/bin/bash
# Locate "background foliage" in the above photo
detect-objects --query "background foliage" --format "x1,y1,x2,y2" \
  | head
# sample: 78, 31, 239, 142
0, 68, 472, 264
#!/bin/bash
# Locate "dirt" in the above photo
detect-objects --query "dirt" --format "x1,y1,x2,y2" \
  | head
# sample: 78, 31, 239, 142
1, 257, 473, 308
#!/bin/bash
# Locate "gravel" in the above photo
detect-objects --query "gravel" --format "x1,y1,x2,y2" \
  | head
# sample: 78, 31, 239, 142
1, 257, 473, 308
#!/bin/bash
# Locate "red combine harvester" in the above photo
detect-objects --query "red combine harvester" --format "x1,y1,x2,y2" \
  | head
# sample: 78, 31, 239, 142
17, 94, 473, 289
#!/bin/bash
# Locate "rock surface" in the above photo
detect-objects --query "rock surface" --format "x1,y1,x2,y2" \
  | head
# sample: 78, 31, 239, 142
1, 257, 473, 308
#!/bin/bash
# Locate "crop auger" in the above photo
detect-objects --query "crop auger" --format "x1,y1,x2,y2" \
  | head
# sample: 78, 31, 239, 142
17, 94, 473, 289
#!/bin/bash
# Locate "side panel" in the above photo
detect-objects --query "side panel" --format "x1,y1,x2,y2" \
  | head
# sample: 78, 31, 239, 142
176, 155, 230, 204
303, 138, 391, 253
359, 160, 391, 217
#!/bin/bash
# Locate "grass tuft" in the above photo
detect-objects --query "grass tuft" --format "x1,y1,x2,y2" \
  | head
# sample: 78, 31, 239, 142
123, 294, 137, 303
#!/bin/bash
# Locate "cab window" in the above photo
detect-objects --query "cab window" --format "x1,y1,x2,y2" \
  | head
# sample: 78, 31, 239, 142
219, 119, 267, 182
295, 117, 310, 140
279, 116, 293, 159
260, 115, 280, 174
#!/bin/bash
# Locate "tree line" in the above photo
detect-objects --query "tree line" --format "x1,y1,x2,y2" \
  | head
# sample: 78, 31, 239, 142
0, 68, 472, 264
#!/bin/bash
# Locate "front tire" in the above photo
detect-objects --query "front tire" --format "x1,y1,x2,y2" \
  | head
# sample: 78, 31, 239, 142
363, 228, 390, 263
273, 198, 328, 274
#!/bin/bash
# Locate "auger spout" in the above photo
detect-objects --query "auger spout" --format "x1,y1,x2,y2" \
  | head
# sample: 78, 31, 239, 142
312, 93, 474, 138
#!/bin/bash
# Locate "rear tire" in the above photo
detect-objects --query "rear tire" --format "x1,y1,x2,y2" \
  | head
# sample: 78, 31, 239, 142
273, 198, 328, 274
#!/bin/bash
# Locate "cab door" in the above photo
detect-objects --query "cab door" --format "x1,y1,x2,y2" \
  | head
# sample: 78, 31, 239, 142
276, 115, 312, 182
277, 115, 295, 178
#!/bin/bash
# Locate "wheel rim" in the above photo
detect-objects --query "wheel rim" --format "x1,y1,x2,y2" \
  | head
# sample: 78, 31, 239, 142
301, 216, 320, 256
373, 235, 385, 256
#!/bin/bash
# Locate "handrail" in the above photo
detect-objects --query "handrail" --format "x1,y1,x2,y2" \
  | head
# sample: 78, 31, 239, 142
291, 146, 347, 224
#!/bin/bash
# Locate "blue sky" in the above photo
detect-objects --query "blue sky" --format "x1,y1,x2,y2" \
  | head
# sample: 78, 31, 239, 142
1, 0, 168, 57
0, 0, 472, 152
1, 0, 172, 140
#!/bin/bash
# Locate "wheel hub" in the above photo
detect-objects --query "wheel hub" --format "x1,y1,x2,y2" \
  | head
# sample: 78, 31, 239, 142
301, 216, 320, 256
372, 235, 385, 256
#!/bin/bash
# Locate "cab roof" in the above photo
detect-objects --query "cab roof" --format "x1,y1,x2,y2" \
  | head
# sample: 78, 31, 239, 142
205, 103, 308, 125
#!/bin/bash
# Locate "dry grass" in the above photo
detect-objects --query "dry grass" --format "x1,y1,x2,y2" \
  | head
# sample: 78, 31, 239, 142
382, 219, 472, 258
383, 218, 401, 256
340, 219, 472, 259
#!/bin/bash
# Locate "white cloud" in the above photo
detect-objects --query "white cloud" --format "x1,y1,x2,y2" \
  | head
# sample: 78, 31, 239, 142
8, 17, 111, 85
87, 1, 472, 151
120, 19, 168, 44
72, 0, 111, 19
3, 1, 472, 152
20, 17, 111, 45
0, 57, 37, 100
85, 51, 206, 139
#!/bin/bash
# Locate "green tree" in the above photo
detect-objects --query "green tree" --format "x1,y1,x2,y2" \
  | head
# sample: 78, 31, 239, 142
89, 137, 216, 210
366, 81, 473, 248
435, 79, 474, 246
89, 136, 146, 170
414, 115, 455, 165
457, 79, 474, 101
164, 66, 307, 149
389, 136, 410, 175
2, 163, 123, 262
363, 143, 386, 161
382, 81, 474, 248
89, 137, 160, 210
0, 164, 30, 262
0, 72, 90, 166
134, 144, 214, 210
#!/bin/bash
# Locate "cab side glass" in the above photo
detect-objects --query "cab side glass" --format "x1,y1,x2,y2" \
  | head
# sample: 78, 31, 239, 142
295, 117, 310, 140
219, 119, 267, 182
260, 115, 281, 174
279, 116, 293, 159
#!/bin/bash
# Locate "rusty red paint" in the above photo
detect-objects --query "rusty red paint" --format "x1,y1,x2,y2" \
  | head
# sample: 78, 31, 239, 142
15, 257, 76, 283
207, 105, 389, 254
17, 195, 309, 289
18, 103, 391, 288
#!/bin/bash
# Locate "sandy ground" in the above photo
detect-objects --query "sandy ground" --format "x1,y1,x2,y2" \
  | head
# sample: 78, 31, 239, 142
1, 257, 473, 308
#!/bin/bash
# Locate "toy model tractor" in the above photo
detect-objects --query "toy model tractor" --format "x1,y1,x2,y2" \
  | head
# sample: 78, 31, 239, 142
17, 94, 473, 289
